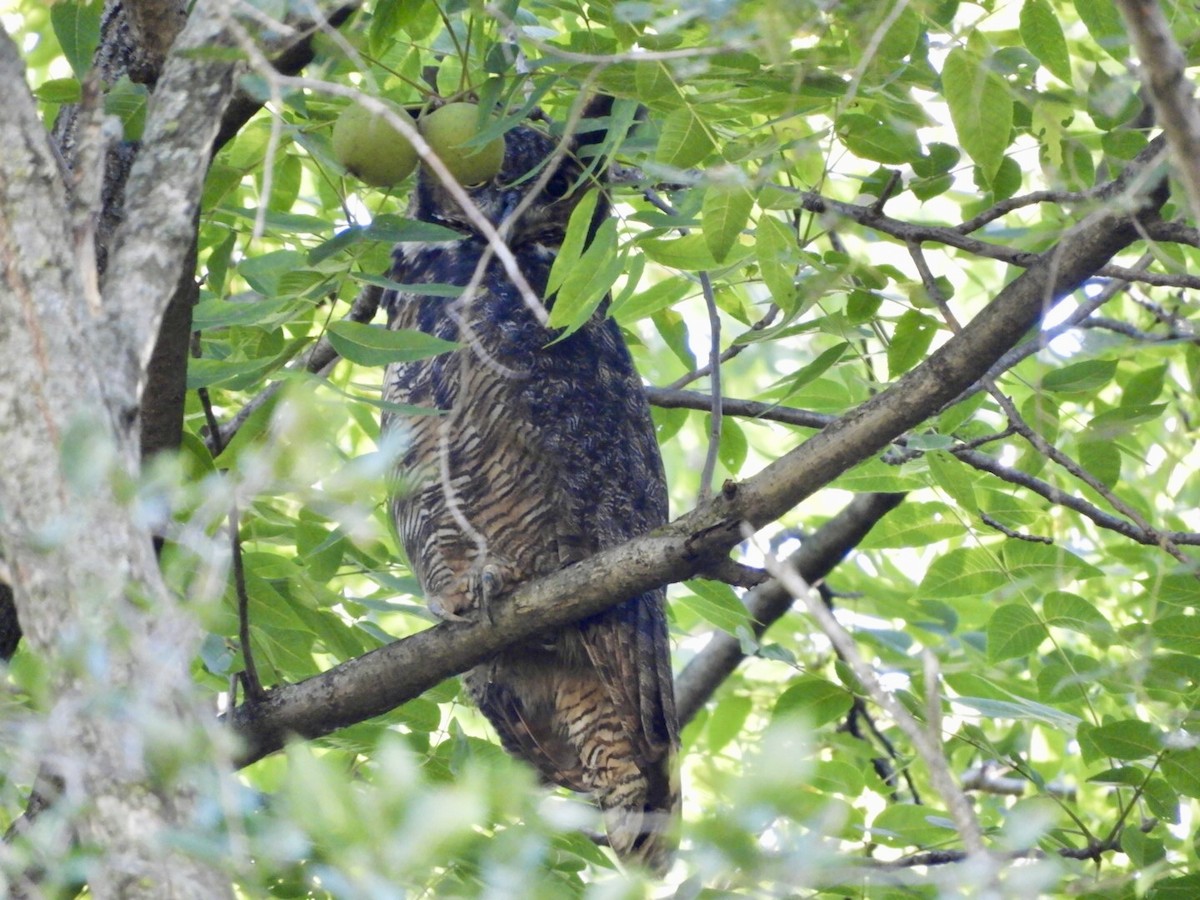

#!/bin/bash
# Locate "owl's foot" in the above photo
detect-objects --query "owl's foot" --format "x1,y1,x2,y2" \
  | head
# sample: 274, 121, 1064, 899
428, 595, 474, 622
472, 563, 505, 625
430, 563, 507, 623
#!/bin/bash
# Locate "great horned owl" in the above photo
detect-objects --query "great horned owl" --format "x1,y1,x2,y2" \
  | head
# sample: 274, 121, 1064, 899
380, 98, 680, 873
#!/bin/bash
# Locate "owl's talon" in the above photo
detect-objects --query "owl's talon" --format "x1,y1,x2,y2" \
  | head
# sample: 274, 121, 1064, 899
479, 563, 503, 625
429, 596, 474, 623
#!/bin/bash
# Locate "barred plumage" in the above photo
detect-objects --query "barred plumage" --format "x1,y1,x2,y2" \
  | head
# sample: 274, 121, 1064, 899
381, 100, 679, 873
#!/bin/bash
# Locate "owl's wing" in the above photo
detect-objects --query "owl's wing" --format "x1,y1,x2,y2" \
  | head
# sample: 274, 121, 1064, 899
519, 330, 678, 765
472, 678, 589, 792
579, 590, 678, 761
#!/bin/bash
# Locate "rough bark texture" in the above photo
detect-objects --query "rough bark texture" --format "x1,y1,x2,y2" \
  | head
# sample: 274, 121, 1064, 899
100, 0, 240, 411
0, 7, 237, 896
227, 138, 1167, 767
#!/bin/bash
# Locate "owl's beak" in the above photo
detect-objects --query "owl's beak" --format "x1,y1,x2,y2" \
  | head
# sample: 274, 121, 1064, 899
497, 190, 523, 228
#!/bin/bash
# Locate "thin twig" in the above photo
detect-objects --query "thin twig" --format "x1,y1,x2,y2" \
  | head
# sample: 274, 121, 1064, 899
914, 240, 1196, 568
697, 270, 722, 501
646, 385, 1200, 549
774, 179, 1199, 289
196, 348, 266, 700
750, 529, 990, 859
229, 497, 265, 700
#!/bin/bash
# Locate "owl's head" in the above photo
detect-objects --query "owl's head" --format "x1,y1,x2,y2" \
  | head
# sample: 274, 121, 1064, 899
408, 96, 618, 248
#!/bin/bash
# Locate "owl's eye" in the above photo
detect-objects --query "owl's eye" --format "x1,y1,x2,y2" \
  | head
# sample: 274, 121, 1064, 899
544, 170, 573, 200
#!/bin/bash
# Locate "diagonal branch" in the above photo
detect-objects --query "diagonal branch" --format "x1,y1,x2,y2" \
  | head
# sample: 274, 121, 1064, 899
674, 492, 905, 725
99, 0, 242, 413
1117, 0, 1200, 223
226, 138, 1168, 768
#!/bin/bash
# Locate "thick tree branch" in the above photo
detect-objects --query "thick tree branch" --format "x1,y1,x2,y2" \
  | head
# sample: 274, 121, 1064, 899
674, 492, 905, 725
1117, 0, 1200, 223
100, 0, 241, 415
122, 0, 188, 82
0, 24, 231, 898
227, 138, 1168, 768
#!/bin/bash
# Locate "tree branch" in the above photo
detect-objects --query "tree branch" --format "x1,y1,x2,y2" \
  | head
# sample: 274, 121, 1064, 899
1117, 0, 1200, 223
674, 492, 905, 725
0, 22, 232, 897
227, 138, 1168, 768
100, 0, 241, 413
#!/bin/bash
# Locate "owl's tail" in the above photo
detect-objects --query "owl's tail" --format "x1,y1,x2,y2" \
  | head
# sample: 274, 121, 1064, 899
599, 749, 680, 876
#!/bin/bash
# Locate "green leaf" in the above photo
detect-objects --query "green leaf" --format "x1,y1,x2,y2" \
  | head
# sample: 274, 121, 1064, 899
546, 189, 600, 296
187, 354, 287, 391
774, 676, 854, 728
1087, 765, 1147, 786
354, 273, 463, 297
706, 694, 752, 754
987, 603, 1047, 661
1143, 776, 1181, 824
1041, 358, 1117, 394
1077, 439, 1121, 488
1003, 540, 1103, 585
870, 804, 956, 848
1020, 0, 1072, 84
717, 416, 748, 474
1121, 364, 1166, 406
678, 580, 752, 635
1150, 874, 1200, 898
367, 215, 465, 244
858, 502, 964, 550
919, 547, 1006, 599
34, 77, 82, 104
887, 310, 937, 378
326, 321, 457, 367
1161, 749, 1200, 799
51, 0, 102, 77
192, 296, 289, 330
655, 106, 715, 168
703, 182, 754, 264
611, 275, 691, 324
1088, 403, 1167, 435
369, 0, 432, 50
755, 215, 797, 312
104, 77, 149, 141
639, 232, 751, 270
634, 60, 681, 104
838, 113, 921, 164
1043, 591, 1114, 636
942, 48, 1013, 182
952, 695, 1080, 728
1074, 0, 1128, 59
1087, 720, 1162, 761
1142, 574, 1200, 609
237, 249, 306, 296
927, 451, 978, 514
548, 219, 621, 336
770, 342, 849, 401
1153, 615, 1200, 655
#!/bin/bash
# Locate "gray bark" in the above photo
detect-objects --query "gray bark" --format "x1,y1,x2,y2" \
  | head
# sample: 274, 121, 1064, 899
0, 1, 241, 894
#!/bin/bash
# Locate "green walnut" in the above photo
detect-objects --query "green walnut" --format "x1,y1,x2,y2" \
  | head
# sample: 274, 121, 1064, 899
332, 101, 419, 187
419, 103, 506, 185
